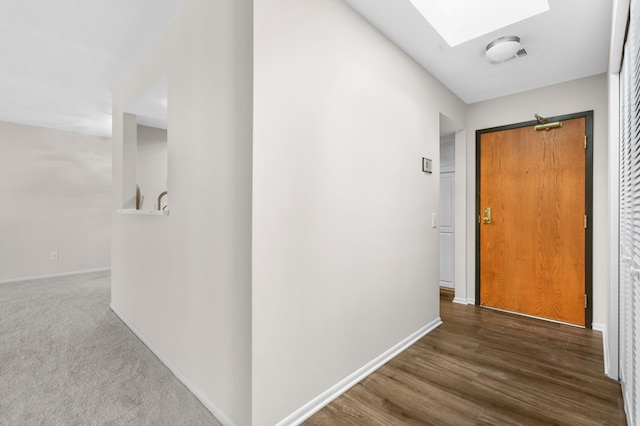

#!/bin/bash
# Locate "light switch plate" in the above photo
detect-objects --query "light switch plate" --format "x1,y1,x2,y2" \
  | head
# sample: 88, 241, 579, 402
432, 213, 439, 228
422, 157, 432, 173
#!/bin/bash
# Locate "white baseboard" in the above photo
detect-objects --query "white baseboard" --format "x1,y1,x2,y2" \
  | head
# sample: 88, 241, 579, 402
110, 304, 235, 426
452, 297, 476, 305
451, 298, 477, 305
592, 323, 609, 376
0, 267, 111, 285
277, 317, 443, 426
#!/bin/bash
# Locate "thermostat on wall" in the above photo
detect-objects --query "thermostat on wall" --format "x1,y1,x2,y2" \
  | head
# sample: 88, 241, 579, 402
422, 157, 433, 173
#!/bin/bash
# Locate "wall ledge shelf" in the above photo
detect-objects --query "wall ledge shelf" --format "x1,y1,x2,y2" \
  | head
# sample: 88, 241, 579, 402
117, 209, 169, 216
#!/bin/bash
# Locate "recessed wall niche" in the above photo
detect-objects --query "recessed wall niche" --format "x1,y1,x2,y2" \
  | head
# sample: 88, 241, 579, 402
122, 75, 169, 214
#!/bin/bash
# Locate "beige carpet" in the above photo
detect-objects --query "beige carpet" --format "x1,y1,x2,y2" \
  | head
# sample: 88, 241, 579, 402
0, 271, 221, 425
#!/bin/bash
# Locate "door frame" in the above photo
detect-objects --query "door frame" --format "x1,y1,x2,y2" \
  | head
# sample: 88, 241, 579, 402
474, 110, 594, 328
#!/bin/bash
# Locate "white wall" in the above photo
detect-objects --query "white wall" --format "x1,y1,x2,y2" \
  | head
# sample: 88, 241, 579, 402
0, 120, 111, 282
253, 0, 466, 424
110, 0, 253, 424
466, 73, 609, 327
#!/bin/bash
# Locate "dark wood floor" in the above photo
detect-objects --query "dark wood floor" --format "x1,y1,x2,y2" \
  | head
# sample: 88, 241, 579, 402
306, 289, 626, 425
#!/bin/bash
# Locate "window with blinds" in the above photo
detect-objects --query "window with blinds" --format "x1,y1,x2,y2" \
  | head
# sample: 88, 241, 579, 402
619, 0, 640, 424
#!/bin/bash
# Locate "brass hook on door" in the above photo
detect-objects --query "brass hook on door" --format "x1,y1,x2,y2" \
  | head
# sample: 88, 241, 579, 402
483, 207, 492, 224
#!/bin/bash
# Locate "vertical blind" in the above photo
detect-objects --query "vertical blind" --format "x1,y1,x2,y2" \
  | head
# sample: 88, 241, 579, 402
619, 0, 640, 424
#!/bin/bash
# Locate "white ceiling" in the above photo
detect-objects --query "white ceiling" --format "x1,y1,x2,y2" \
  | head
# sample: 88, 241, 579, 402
0, 0, 612, 137
345, 0, 613, 104
0, 0, 188, 137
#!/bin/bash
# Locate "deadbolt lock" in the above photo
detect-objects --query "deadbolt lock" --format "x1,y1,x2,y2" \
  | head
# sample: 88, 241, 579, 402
483, 207, 492, 224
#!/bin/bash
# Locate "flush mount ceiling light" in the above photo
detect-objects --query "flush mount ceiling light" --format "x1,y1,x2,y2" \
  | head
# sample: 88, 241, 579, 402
485, 35, 522, 64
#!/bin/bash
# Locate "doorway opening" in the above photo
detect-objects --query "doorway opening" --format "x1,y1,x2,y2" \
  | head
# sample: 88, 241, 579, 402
122, 74, 169, 213
439, 113, 466, 304
439, 132, 455, 290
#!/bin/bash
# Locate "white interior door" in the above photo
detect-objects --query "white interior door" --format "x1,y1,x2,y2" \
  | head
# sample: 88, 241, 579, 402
439, 135, 455, 288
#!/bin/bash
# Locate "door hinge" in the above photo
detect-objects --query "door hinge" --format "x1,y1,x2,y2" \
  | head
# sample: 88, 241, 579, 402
584, 135, 587, 149
585, 294, 588, 309
584, 215, 588, 229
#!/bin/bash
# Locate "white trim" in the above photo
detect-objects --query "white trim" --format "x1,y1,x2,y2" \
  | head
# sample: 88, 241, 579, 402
0, 268, 111, 285
608, 52, 622, 383
592, 323, 610, 376
117, 208, 169, 216
467, 298, 475, 305
276, 317, 443, 426
452, 297, 468, 305
110, 304, 235, 426
453, 128, 468, 310
439, 281, 454, 289
606, 0, 628, 385
609, 0, 630, 73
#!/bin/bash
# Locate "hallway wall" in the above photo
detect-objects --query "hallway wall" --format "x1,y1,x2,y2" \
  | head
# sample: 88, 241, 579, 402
110, 0, 253, 424
253, 0, 466, 423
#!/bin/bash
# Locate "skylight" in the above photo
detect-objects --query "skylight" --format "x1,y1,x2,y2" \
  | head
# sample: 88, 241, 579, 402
408, 0, 549, 47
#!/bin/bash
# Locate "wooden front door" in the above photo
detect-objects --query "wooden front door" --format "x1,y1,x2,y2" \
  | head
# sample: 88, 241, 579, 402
478, 115, 590, 327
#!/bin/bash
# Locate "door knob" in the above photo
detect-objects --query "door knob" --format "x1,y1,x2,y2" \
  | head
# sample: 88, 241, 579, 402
483, 207, 492, 224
